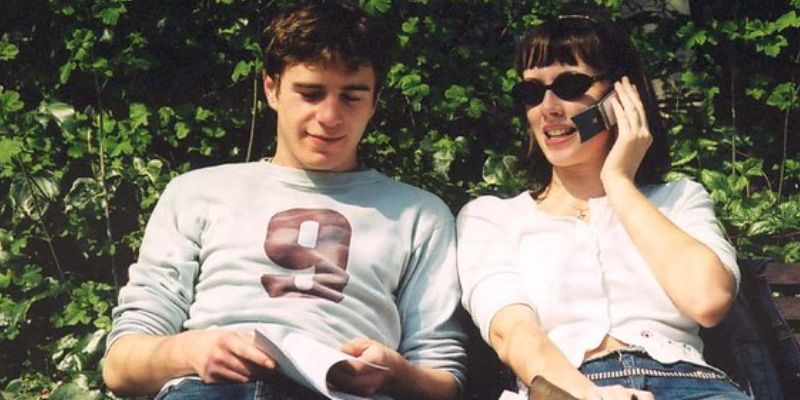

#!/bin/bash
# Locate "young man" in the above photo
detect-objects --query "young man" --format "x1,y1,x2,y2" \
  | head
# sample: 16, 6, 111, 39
101, 2, 466, 399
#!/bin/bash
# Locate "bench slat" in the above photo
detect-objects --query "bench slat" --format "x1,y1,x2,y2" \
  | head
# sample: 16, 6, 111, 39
764, 262, 800, 285
774, 296, 800, 322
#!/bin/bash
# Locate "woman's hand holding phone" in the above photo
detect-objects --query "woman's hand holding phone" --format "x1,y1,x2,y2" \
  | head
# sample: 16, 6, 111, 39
600, 76, 652, 186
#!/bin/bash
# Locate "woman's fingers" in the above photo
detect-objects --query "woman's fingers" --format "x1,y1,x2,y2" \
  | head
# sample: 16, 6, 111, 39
631, 389, 655, 400
584, 384, 654, 400
600, 76, 654, 183
613, 78, 646, 135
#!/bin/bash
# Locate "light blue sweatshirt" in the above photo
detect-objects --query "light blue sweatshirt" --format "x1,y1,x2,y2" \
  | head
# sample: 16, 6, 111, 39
108, 161, 466, 387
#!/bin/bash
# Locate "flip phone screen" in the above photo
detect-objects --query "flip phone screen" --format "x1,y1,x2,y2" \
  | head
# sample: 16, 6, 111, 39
571, 90, 618, 142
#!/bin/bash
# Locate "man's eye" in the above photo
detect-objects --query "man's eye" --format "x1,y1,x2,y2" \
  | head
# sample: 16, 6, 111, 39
342, 94, 363, 103
300, 92, 324, 101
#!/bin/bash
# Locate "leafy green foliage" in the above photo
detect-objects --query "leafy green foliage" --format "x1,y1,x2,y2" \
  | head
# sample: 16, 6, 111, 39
0, 0, 798, 397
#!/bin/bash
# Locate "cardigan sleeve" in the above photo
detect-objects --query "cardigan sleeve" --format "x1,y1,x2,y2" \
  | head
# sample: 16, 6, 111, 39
669, 179, 740, 292
456, 196, 536, 343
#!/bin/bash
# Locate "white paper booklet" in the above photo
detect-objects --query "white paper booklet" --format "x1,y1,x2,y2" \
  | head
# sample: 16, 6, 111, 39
254, 329, 390, 400
498, 390, 526, 400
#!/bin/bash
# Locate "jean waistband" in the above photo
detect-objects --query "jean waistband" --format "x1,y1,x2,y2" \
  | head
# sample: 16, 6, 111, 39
583, 366, 730, 382
581, 349, 737, 388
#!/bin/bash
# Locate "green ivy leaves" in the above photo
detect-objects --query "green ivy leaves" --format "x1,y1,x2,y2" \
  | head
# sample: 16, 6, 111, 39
360, 0, 392, 14
9, 171, 60, 223
0, 139, 23, 165
0, 91, 24, 115
93, 1, 127, 26
0, 0, 798, 397
0, 41, 19, 61
766, 82, 799, 111
53, 282, 113, 329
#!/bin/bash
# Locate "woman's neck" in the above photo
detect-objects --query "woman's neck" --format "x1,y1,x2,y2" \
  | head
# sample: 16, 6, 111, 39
533, 167, 605, 220
549, 165, 605, 200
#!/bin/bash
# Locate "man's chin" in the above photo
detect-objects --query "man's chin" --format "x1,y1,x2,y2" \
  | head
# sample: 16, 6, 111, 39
300, 155, 358, 172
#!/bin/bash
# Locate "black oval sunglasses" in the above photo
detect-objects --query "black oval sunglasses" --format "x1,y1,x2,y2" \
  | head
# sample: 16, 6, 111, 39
512, 72, 605, 107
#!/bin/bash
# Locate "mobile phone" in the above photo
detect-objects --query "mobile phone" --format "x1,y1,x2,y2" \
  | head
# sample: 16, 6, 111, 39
571, 90, 618, 142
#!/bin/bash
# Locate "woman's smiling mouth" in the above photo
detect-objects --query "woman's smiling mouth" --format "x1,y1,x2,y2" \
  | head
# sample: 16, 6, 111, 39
544, 127, 577, 138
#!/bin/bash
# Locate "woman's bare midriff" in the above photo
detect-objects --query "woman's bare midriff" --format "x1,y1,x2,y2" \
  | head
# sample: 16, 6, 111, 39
583, 335, 631, 361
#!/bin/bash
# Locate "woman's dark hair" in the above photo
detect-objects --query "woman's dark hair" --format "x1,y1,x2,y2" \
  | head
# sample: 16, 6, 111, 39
516, 14, 670, 196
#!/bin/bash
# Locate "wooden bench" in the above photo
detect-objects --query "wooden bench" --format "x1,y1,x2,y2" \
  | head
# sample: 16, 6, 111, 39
708, 259, 800, 399
763, 261, 800, 343
462, 259, 800, 399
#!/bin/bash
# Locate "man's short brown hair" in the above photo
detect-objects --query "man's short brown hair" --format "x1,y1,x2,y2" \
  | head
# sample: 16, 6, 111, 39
261, 1, 391, 96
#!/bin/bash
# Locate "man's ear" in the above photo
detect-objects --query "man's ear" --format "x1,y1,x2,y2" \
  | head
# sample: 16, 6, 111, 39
263, 70, 279, 111
370, 87, 383, 118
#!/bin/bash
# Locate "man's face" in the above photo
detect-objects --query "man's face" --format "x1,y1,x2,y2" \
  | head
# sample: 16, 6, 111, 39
264, 61, 376, 172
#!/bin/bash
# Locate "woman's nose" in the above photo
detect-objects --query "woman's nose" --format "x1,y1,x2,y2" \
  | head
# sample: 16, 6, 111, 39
539, 90, 564, 116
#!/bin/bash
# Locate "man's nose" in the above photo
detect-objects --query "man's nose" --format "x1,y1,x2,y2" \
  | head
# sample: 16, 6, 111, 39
316, 97, 343, 127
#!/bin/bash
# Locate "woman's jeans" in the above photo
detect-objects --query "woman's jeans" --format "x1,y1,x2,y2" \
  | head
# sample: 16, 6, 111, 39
154, 377, 329, 400
579, 350, 751, 400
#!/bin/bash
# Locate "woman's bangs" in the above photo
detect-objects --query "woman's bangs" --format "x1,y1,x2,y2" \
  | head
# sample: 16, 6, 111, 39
519, 27, 606, 72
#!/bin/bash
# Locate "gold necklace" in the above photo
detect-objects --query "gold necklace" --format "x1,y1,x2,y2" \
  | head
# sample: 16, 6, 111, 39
533, 188, 589, 220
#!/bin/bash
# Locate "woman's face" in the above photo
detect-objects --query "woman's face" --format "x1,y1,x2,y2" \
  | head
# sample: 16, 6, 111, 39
522, 60, 613, 171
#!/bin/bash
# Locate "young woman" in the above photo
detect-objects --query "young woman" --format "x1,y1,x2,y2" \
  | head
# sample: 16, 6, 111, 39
457, 14, 749, 400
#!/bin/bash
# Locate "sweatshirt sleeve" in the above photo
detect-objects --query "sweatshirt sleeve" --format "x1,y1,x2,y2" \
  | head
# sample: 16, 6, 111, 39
670, 179, 740, 292
395, 210, 467, 388
106, 175, 204, 350
456, 196, 534, 344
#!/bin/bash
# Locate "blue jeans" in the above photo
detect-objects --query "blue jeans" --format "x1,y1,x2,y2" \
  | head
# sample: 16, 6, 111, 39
154, 377, 329, 400
579, 350, 751, 400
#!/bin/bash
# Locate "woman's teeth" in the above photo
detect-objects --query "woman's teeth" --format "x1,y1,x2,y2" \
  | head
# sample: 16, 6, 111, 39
545, 127, 577, 138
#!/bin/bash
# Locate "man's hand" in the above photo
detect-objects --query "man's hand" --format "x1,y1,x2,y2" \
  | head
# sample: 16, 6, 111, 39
181, 330, 277, 383
104, 330, 277, 395
328, 337, 403, 397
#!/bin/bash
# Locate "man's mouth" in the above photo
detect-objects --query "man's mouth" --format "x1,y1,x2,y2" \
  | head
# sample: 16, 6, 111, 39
544, 127, 577, 138
307, 133, 344, 142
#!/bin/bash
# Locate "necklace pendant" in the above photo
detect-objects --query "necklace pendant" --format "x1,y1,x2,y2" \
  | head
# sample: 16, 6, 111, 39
576, 208, 588, 221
